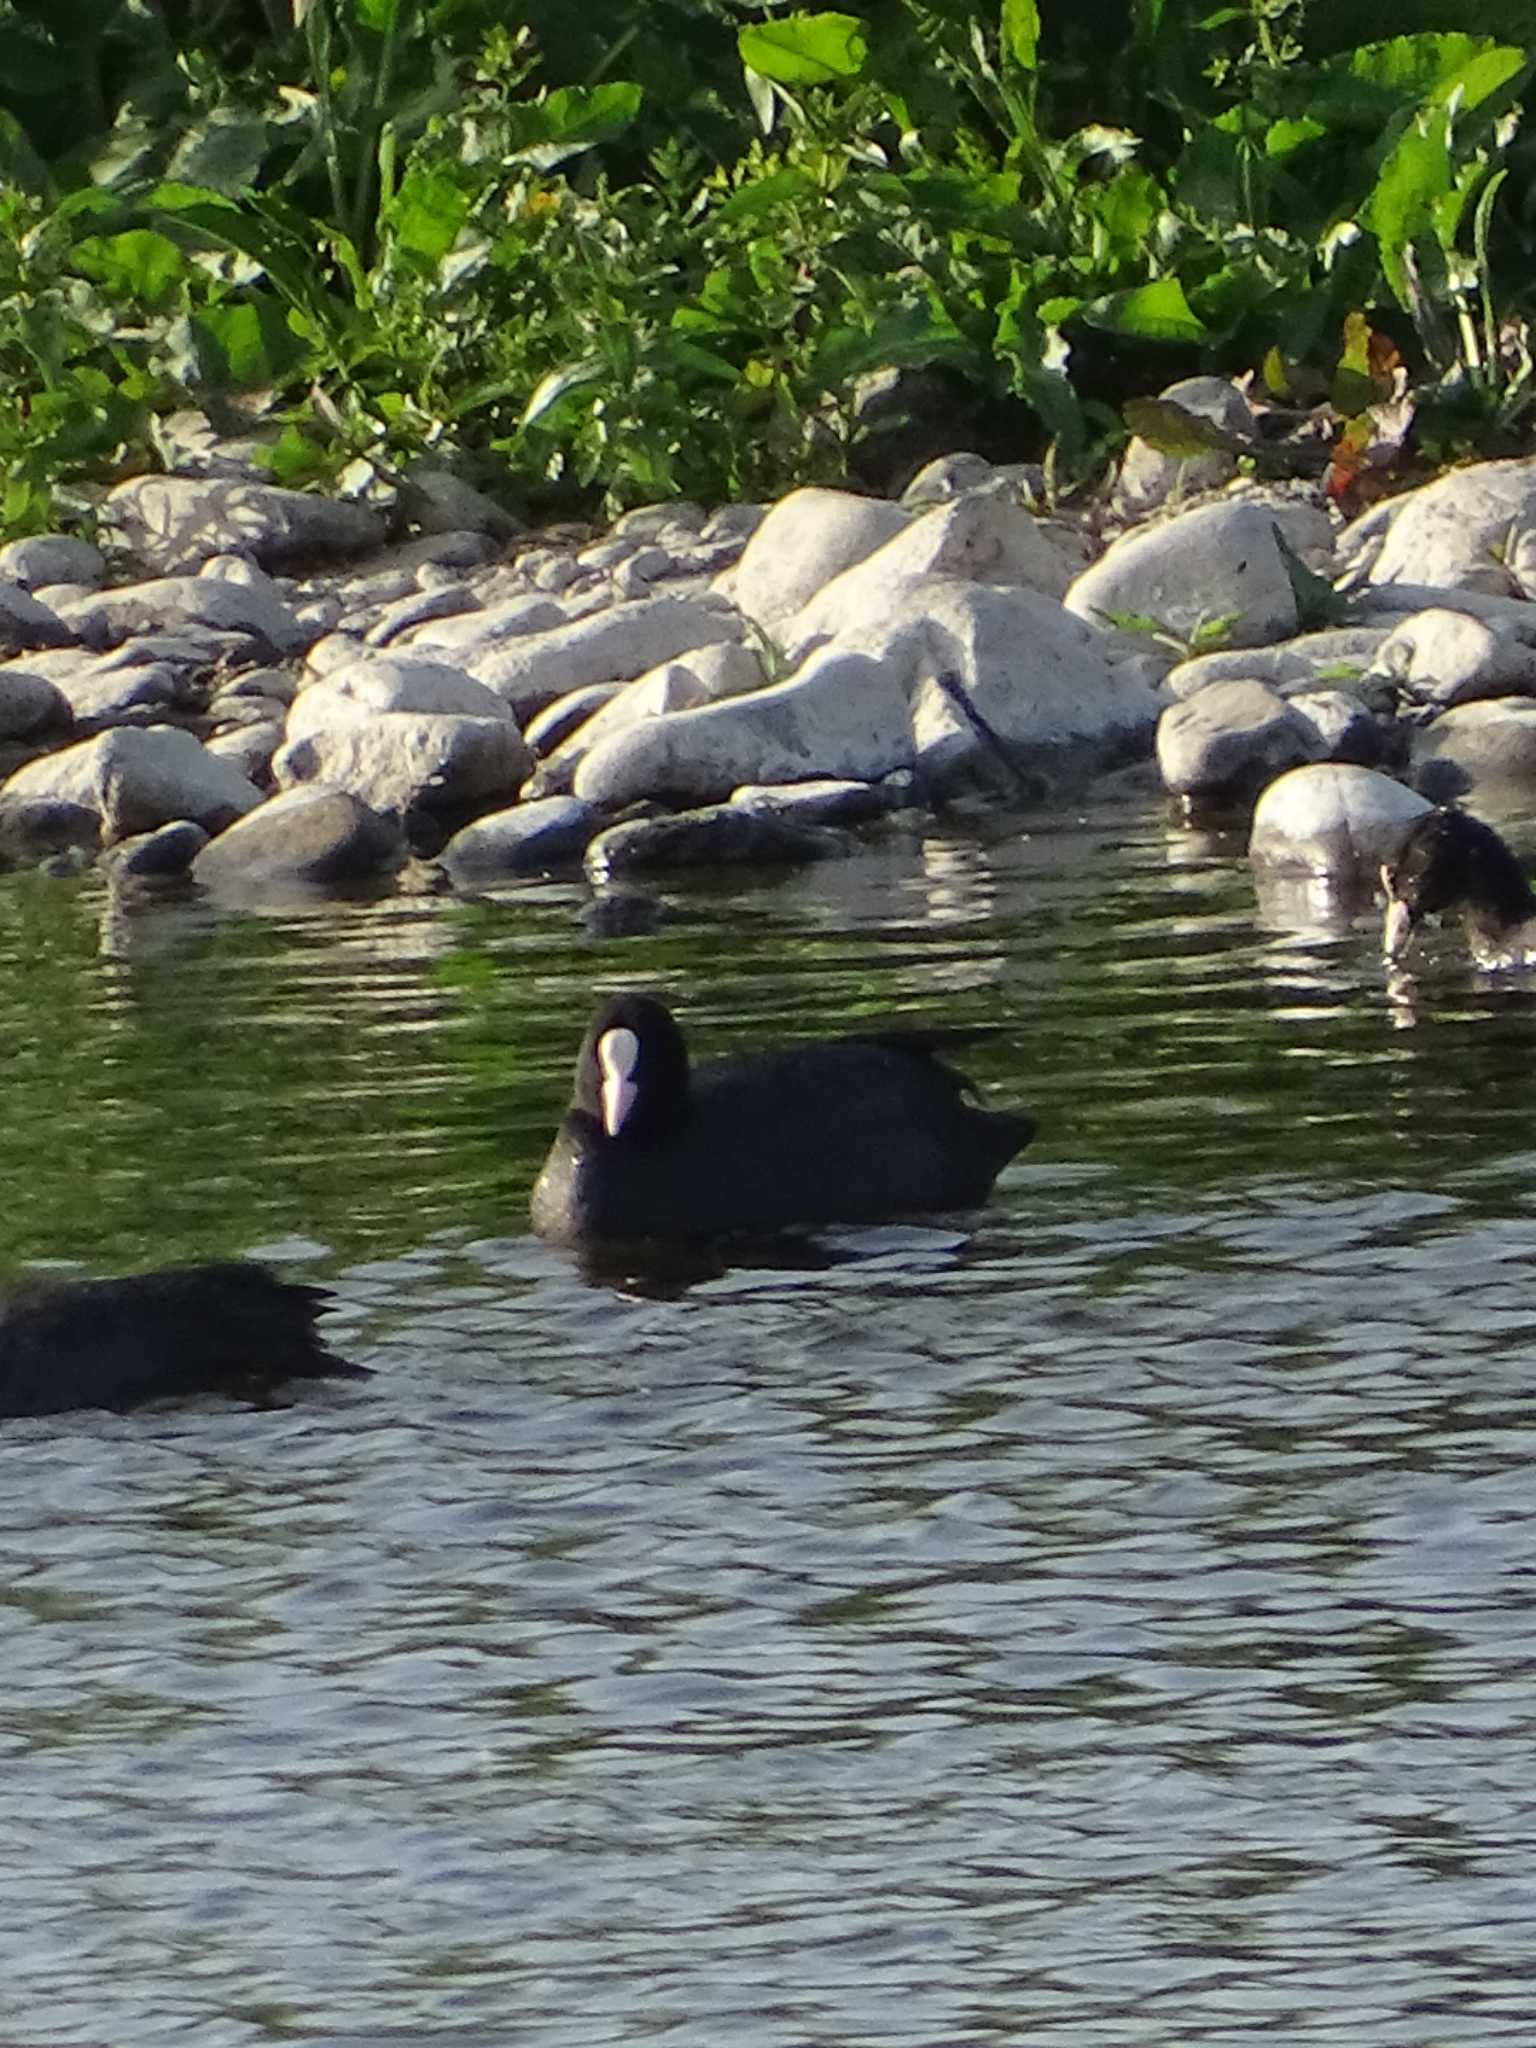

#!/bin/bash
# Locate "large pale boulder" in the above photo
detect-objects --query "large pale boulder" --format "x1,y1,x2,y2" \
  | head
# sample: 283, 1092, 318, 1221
785, 494, 1078, 662
1337, 456, 1536, 597
1249, 763, 1433, 878
462, 594, 745, 716
273, 714, 529, 817
1066, 498, 1333, 649
286, 657, 516, 739
728, 487, 909, 637
572, 648, 913, 808
528, 641, 766, 794
98, 476, 387, 574
0, 727, 261, 839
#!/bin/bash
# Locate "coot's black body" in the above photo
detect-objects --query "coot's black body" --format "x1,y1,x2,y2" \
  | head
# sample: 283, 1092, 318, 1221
531, 992, 1035, 1248
0, 1262, 369, 1419
1382, 808, 1536, 968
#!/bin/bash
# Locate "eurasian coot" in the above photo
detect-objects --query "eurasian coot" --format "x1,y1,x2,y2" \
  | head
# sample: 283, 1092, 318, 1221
1382, 808, 1536, 969
531, 991, 1035, 1247
0, 1262, 369, 1419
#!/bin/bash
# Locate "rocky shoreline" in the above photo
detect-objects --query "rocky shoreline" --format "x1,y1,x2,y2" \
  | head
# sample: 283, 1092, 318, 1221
3, 375, 1536, 913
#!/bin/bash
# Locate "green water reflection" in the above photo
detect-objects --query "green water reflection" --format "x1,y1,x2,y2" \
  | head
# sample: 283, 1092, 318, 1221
6, 803, 1536, 1280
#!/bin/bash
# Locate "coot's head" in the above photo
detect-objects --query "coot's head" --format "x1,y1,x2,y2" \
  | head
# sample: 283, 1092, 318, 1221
571, 992, 690, 1139
1381, 808, 1536, 958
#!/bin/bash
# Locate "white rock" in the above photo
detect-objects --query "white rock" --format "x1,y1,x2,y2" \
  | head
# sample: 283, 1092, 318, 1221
1, 727, 261, 839
439, 796, 599, 883
1369, 606, 1536, 711
1249, 763, 1433, 877
463, 594, 746, 715
532, 642, 768, 790
1066, 498, 1334, 649
1412, 698, 1536, 797
1337, 456, 1536, 596
786, 494, 1078, 661
729, 487, 909, 638
273, 714, 530, 815
573, 647, 913, 807
286, 657, 516, 739
407, 591, 567, 651
98, 476, 387, 574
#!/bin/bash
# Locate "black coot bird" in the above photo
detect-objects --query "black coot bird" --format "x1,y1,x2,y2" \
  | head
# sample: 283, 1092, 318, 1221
530, 991, 1035, 1248
0, 1262, 369, 1419
1382, 808, 1536, 969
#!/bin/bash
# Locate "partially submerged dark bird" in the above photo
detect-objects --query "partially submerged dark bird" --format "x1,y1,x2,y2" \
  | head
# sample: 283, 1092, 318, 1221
1382, 807, 1536, 969
530, 991, 1035, 1248
0, 1262, 369, 1419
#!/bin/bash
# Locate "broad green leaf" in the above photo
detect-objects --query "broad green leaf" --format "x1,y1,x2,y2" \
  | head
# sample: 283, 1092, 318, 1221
1365, 109, 1449, 305
353, 0, 400, 30
503, 84, 644, 171
1265, 117, 1326, 159
713, 167, 817, 225
1001, 0, 1040, 71
68, 229, 187, 307
1123, 396, 1242, 457
191, 299, 309, 387
387, 170, 470, 264
0, 110, 51, 197
1348, 33, 1526, 110
738, 13, 867, 86
1081, 277, 1207, 341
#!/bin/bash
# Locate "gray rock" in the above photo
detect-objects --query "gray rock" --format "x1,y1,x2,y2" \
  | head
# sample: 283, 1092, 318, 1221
1411, 699, 1536, 798
0, 794, 101, 866
1287, 689, 1392, 769
396, 460, 522, 540
1369, 606, 1536, 713
523, 683, 626, 759
1067, 499, 1334, 650
303, 632, 367, 677
1165, 628, 1392, 702
612, 547, 673, 598
573, 647, 913, 808
439, 796, 599, 883
1, 726, 262, 839
98, 476, 388, 574
409, 591, 568, 653
463, 594, 746, 718
731, 777, 891, 826
0, 668, 70, 740
101, 819, 209, 878
1248, 763, 1433, 879
273, 714, 530, 818
1337, 456, 1536, 597
215, 665, 298, 707
729, 487, 909, 636
56, 574, 310, 660
584, 803, 854, 878
0, 580, 73, 656
206, 720, 284, 784
1156, 678, 1316, 804
613, 501, 707, 541
1112, 375, 1258, 520
286, 657, 517, 738
0, 535, 107, 590
365, 585, 480, 647
192, 785, 408, 893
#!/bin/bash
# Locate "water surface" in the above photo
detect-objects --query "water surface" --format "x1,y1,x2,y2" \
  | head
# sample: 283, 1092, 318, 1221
4, 797, 1536, 2045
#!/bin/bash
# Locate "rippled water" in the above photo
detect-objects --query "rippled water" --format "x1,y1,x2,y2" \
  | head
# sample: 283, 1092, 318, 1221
6, 795, 1536, 2045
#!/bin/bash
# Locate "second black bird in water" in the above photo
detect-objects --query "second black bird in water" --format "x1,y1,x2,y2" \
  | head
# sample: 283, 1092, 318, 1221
1382, 807, 1536, 969
0, 1262, 370, 1419
530, 990, 1035, 1247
